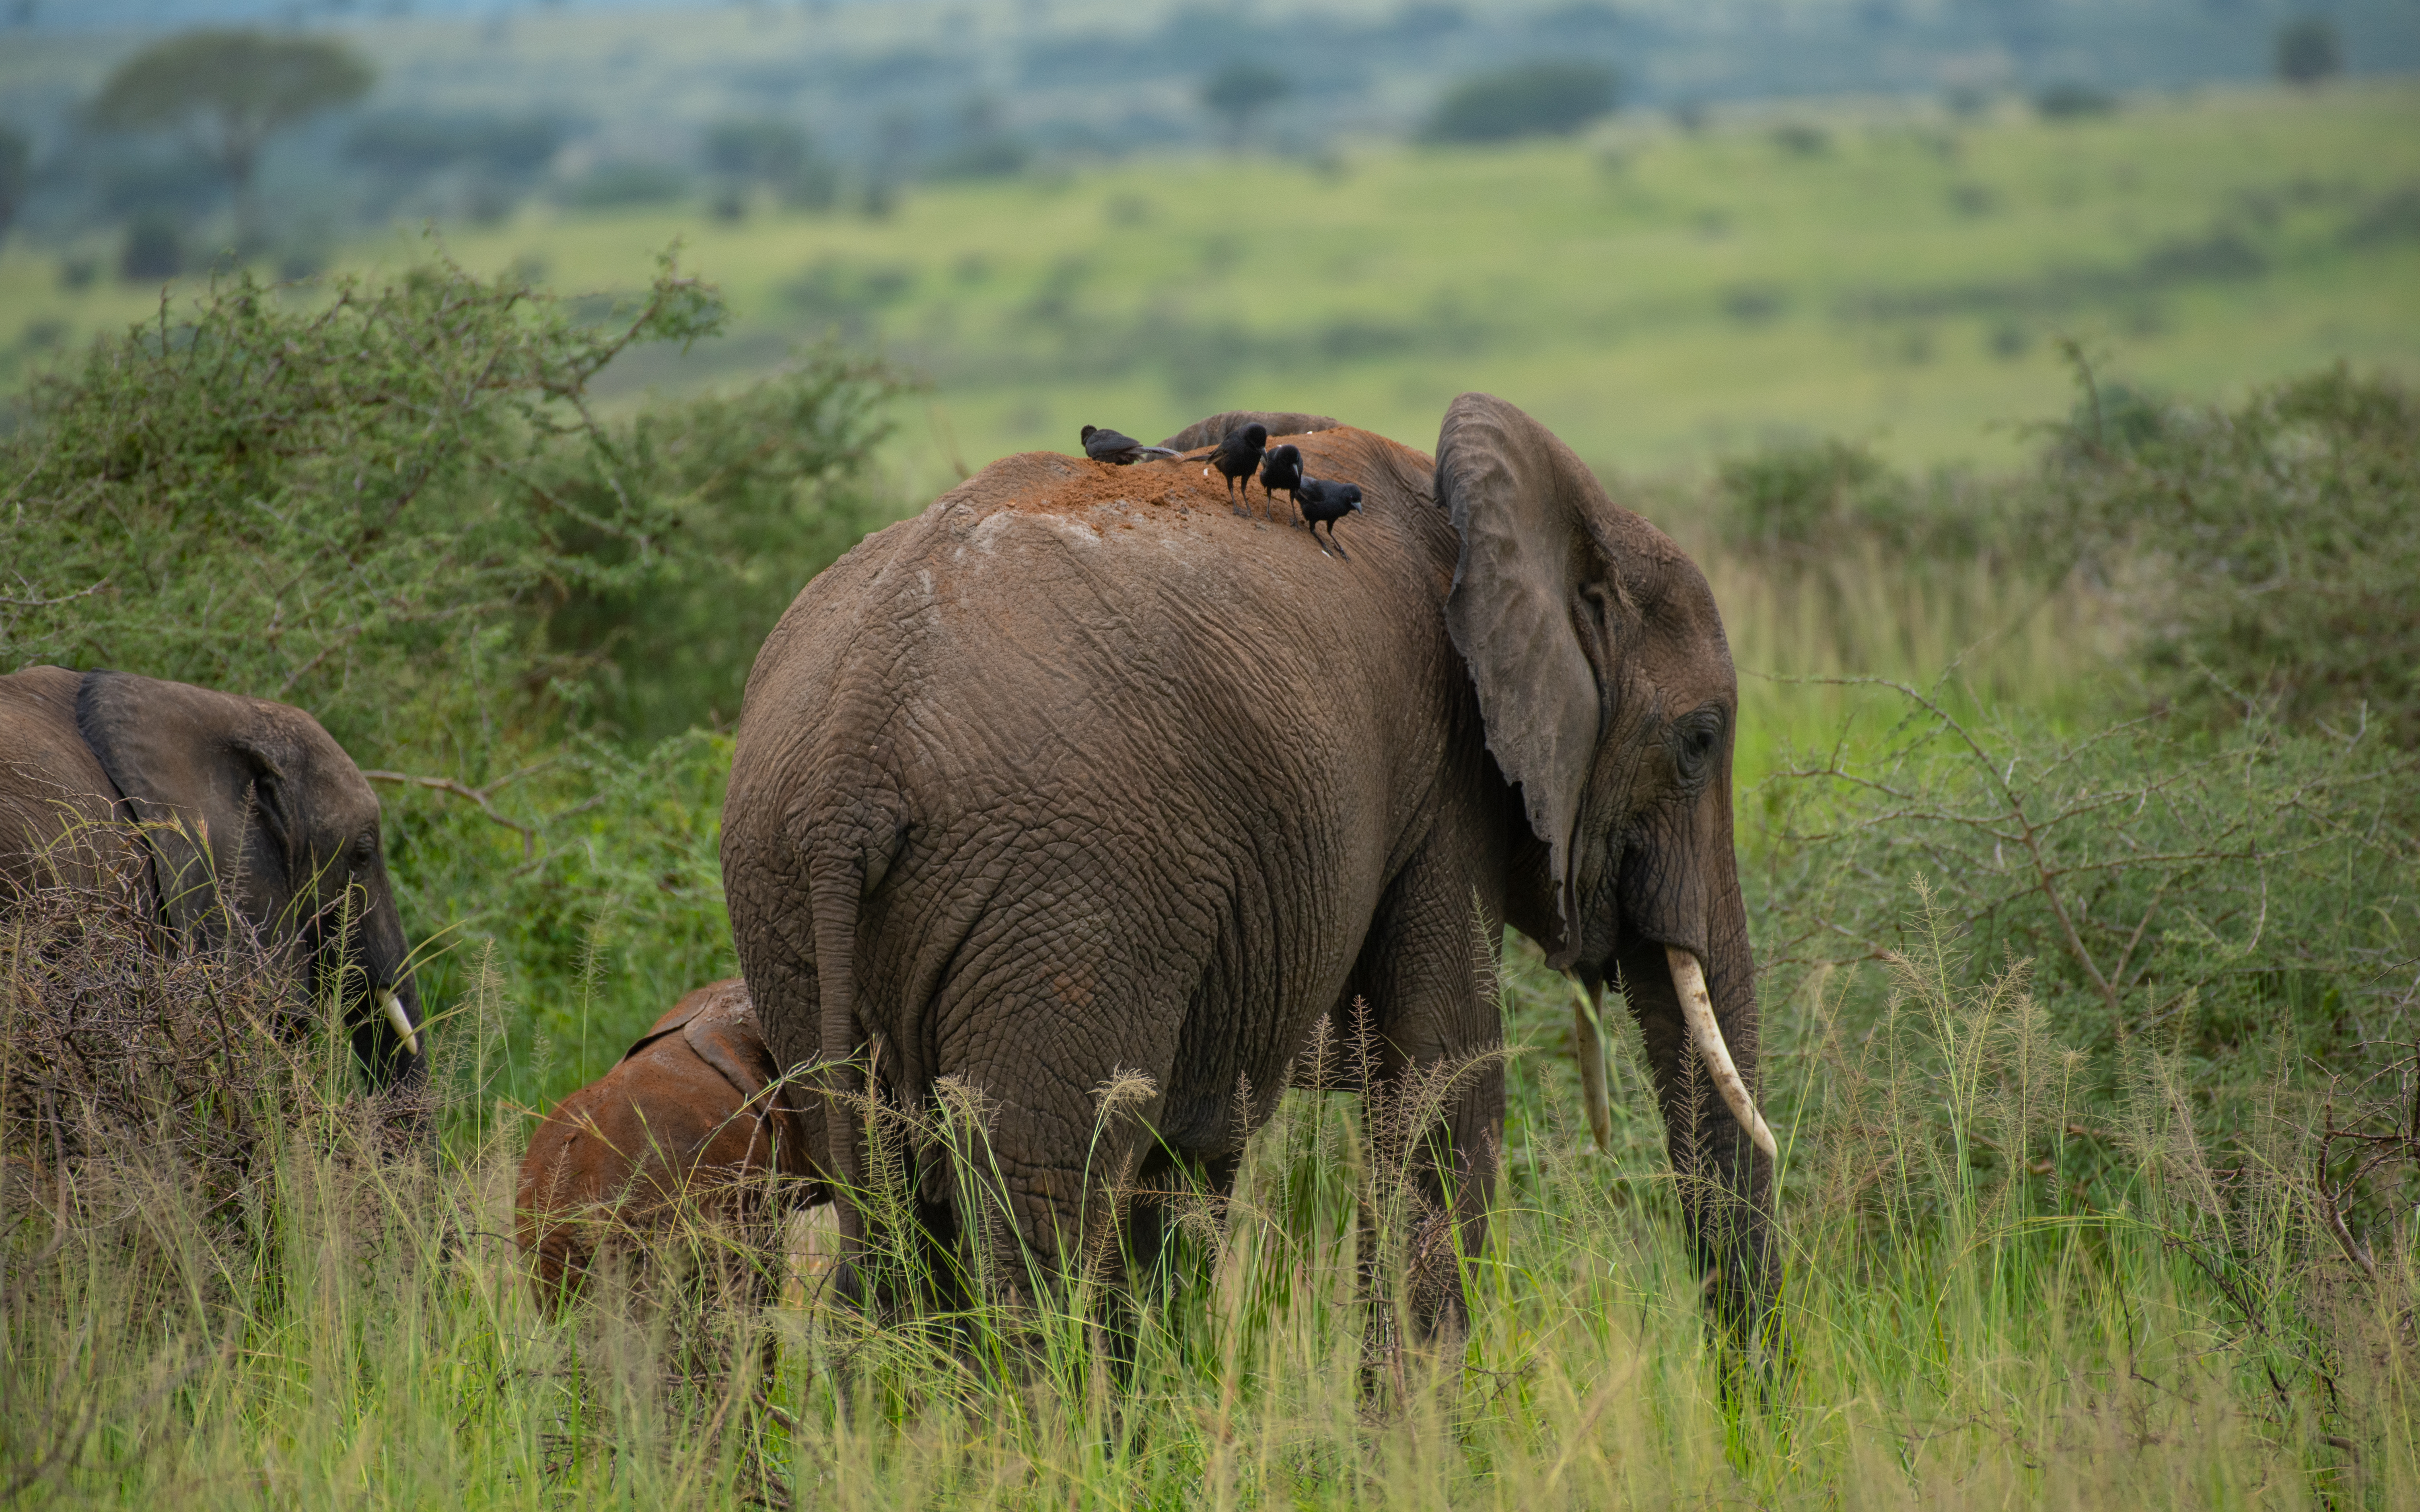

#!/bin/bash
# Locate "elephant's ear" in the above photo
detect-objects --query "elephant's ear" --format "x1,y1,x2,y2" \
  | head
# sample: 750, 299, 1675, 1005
1157, 409, 1342, 451
76, 671, 297, 940
1434, 393, 1613, 964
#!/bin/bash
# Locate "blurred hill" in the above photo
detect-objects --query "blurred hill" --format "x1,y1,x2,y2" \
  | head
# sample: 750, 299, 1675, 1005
0, 2, 2414, 495
8, 2, 2420, 175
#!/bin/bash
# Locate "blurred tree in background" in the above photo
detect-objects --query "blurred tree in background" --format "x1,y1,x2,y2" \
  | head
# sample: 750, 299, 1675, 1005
117, 211, 180, 280
0, 125, 28, 245
1421, 61, 1620, 144
91, 29, 372, 246
2276, 17, 2344, 85
1200, 61, 1291, 149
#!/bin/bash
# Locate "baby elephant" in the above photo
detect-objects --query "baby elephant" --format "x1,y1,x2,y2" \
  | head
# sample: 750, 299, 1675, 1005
516, 978, 828, 1309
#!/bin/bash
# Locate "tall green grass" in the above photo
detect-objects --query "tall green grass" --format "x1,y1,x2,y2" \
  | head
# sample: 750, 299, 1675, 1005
7, 894, 2411, 1508
7, 220, 2417, 1509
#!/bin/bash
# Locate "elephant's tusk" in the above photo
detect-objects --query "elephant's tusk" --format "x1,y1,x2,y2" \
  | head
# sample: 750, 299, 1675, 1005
1665, 946, 1776, 1161
1570, 978, 1612, 1153
381, 990, 420, 1057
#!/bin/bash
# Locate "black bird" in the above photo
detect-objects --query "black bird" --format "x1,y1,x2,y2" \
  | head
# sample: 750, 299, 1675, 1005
1080, 424, 1179, 465
1259, 443, 1304, 520
1294, 475, 1364, 559
1200, 422, 1269, 514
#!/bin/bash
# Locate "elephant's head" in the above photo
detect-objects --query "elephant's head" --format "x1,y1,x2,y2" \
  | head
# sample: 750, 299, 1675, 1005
75, 671, 424, 1086
1435, 393, 1771, 1313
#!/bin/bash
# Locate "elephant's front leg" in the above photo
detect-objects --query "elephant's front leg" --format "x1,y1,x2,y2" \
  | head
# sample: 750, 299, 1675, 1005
1359, 1038, 1502, 1351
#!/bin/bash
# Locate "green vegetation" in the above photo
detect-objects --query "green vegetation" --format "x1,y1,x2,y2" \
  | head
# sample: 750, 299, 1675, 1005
1421, 61, 1621, 144
0, 253, 900, 1109
4, 80, 2419, 1510
15, 81, 2410, 503
1201, 61, 1294, 148
2278, 18, 2346, 87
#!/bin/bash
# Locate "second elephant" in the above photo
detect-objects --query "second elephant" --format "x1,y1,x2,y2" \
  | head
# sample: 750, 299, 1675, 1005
0, 666, 425, 1087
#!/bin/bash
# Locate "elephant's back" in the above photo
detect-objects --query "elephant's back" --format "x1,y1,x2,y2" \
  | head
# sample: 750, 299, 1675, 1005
739, 425, 1452, 733
731, 424, 1462, 873
0, 666, 134, 895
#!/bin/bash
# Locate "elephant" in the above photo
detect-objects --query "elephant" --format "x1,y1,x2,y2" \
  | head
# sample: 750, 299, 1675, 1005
0, 666, 425, 1088
720, 395, 1774, 1340
517, 978, 829, 1309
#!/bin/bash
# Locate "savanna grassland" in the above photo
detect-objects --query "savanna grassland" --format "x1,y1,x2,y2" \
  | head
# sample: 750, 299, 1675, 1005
4, 75, 2419, 1511
6, 78, 2420, 497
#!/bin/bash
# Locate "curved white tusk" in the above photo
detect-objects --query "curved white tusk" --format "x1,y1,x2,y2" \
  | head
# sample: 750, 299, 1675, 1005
380, 990, 420, 1057
1665, 945, 1776, 1161
1570, 978, 1613, 1154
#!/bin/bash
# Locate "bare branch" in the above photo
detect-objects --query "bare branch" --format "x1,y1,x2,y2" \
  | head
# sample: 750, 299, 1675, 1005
360, 768, 539, 857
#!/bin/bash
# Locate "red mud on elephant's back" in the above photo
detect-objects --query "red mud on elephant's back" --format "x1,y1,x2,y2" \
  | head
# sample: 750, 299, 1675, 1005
972, 427, 1421, 524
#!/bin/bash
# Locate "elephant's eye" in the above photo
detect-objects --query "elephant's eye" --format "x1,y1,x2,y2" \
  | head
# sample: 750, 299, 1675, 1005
1673, 711, 1725, 781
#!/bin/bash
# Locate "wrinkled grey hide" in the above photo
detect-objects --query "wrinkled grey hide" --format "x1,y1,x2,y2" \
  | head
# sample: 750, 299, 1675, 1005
723, 394, 1768, 1337
0, 666, 425, 1089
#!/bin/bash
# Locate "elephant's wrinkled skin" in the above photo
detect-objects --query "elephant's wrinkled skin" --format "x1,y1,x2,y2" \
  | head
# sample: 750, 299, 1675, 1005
516, 978, 828, 1307
723, 397, 1770, 1333
0, 666, 425, 1087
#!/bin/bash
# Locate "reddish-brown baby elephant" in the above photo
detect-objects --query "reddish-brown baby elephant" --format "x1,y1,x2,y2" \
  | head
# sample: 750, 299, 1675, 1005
516, 978, 829, 1309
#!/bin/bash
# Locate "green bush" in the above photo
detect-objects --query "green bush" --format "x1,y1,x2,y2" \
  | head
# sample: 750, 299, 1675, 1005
2276, 17, 2343, 86
1755, 693, 2414, 1074
1420, 62, 1619, 144
0, 250, 901, 761
0, 252, 904, 1100
2033, 82, 2118, 120
2055, 364, 2420, 746
1714, 436, 1899, 549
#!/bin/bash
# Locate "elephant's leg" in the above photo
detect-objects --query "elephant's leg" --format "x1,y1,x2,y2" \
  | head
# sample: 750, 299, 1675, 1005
924, 989, 1182, 1315
1099, 1146, 1241, 1381
1341, 869, 1506, 1348
1119, 1146, 1241, 1295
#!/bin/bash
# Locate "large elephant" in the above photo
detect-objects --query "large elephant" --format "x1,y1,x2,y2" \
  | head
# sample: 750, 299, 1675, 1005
0, 666, 426, 1087
722, 396, 1773, 1336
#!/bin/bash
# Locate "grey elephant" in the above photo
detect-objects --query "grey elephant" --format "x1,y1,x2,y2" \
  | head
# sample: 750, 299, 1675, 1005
722, 395, 1774, 1336
0, 666, 425, 1087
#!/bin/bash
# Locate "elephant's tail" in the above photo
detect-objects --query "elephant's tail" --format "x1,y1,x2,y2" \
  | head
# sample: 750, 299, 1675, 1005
807, 845, 872, 1251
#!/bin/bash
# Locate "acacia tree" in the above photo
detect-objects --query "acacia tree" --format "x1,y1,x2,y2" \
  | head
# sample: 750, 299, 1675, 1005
1201, 61, 1290, 148
2275, 18, 2343, 86
92, 29, 372, 246
0, 126, 27, 246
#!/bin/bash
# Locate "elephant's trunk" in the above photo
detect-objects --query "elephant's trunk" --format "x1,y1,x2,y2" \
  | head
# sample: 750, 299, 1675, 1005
1667, 945, 1774, 1159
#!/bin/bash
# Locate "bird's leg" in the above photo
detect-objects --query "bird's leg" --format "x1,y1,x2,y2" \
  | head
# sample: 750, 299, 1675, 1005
1324, 524, 1350, 561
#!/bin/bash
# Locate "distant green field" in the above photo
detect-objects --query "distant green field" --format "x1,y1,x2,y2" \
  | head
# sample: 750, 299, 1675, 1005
5, 78, 2417, 497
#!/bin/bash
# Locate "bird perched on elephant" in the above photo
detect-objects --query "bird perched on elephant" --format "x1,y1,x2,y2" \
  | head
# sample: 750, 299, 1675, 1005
0, 666, 425, 1088
1294, 475, 1364, 558
1258, 443, 1304, 518
1198, 421, 1269, 515
516, 978, 829, 1309
1080, 424, 1179, 465
722, 396, 1774, 1344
